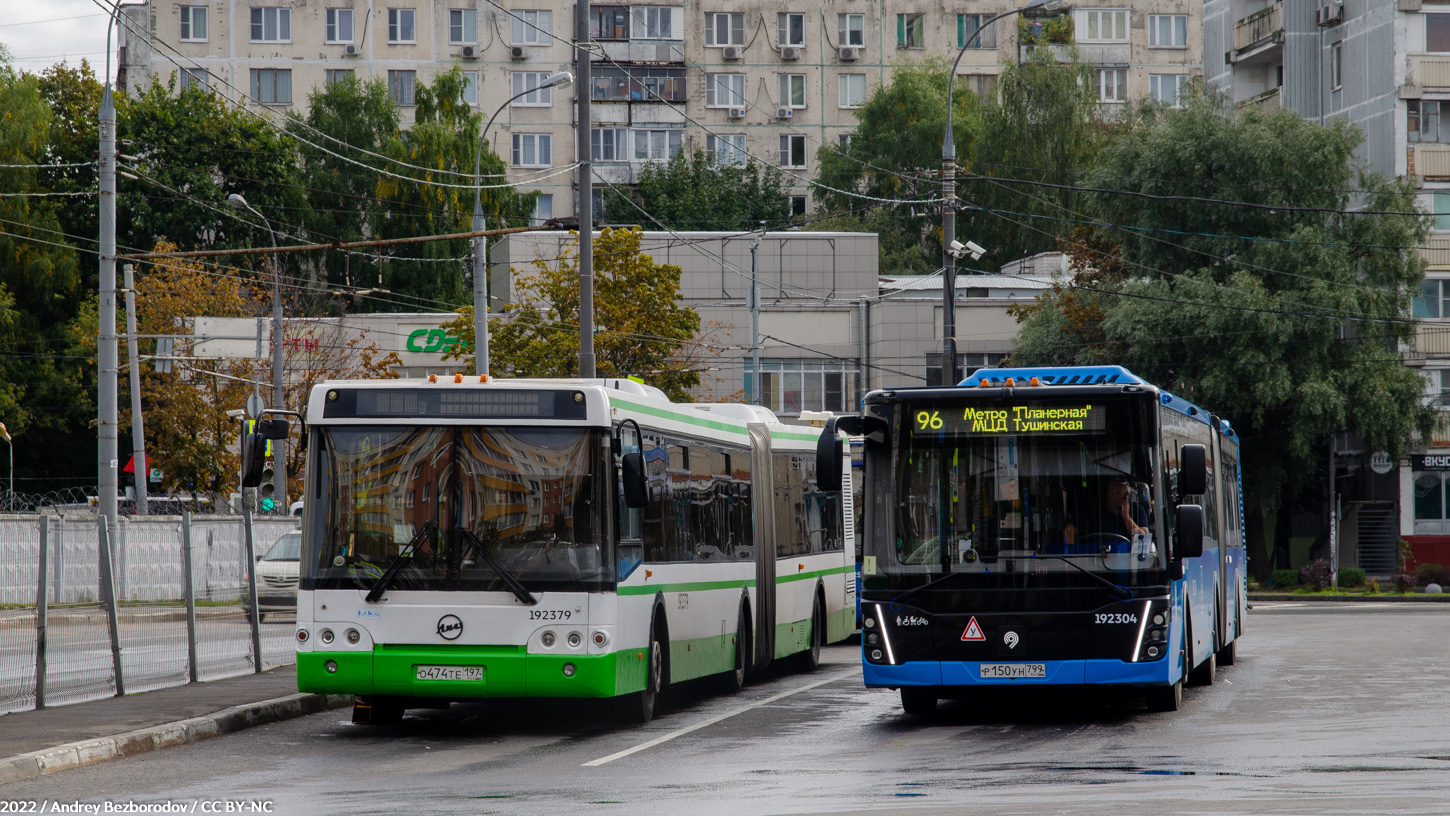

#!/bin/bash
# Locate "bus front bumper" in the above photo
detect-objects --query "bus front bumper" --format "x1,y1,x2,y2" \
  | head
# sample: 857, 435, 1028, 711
297, 646, 649, 699
864, 658, 1172, 688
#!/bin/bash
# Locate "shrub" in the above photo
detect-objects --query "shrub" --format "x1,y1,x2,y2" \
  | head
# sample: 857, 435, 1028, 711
1368, 577, 1380, 595
1338, 568, 1366, 589
1415, 563, 1450, 586
1270, 569, 1299, 589
1392, 573, 1417, 593
1299, 559, 1333, 591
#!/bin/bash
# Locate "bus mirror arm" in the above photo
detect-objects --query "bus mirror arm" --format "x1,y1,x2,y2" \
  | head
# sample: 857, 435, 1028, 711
1174, 504, 1205, 560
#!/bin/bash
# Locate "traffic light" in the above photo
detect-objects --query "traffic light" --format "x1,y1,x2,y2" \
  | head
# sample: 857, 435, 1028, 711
259, 455, 277, 513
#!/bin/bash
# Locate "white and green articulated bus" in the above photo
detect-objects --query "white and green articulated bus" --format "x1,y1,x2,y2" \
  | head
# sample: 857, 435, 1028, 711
257, 377, 855, 723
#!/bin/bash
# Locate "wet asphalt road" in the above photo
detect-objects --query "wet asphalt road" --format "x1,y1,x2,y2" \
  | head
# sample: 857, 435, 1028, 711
4, 602, 1449, 815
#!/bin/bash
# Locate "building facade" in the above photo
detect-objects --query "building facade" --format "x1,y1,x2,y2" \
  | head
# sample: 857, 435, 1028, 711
120, 1, 1203, 221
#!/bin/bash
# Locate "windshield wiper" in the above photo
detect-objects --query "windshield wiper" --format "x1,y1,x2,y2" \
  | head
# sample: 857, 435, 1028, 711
365, 520, 437, 603
1031, 553, 1134, 602
458, 528, 538, 606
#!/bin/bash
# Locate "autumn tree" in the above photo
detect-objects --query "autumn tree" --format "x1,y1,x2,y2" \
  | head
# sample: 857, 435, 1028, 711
439, 227, 705, 401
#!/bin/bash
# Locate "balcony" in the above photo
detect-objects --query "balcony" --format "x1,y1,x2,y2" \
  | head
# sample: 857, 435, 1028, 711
1424, 234, 1450, 269
1409, 54, 1450, 91
1235, 86, 1282, 114
1230, 4, 1284, 66
1412, 322, 1450, 357
1410, 143, 1450, 180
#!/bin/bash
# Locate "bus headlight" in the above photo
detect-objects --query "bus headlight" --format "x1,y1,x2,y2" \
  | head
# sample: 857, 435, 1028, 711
541, 631, 556, 648
864, 617, 876, 629
325, 660, 338, 674
320, 628, 335, 645
562, 663, 576, 677
870, 649, 883, 661
346, 628, 361, 645
567, 631, 582, 648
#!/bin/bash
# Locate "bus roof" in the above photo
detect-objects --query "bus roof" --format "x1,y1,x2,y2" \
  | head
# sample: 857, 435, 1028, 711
960, 365, 1228, 434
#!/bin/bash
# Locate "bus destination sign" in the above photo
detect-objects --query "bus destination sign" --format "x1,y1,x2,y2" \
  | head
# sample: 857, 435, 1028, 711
323, 388, 589, 420
911, 403, 1107, 436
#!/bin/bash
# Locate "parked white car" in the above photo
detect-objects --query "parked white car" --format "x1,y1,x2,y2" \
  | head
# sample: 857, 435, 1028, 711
244, 530, 300, 621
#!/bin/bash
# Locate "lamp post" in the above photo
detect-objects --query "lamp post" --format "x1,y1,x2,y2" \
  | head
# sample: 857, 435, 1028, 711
940, 0, 1067, 386
471, 71, 573, 378
226, 194, 286, 513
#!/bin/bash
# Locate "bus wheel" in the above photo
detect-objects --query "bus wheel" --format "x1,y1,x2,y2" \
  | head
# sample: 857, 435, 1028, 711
900, 687, 937, 718
626, 617, 667, 724
352, 695, 404, 725
720, 605, 749, 695
1145, 681, 1182, 713
1216, 638, 1237, 667
798, 594, 824, 673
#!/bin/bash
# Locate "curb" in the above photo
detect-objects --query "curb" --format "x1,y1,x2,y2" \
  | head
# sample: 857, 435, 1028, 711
1248, 593, 1450, 602
0, 692, 351, 786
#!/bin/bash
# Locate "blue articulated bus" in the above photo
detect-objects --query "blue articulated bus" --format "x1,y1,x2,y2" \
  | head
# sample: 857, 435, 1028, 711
814, 365, 1246, 714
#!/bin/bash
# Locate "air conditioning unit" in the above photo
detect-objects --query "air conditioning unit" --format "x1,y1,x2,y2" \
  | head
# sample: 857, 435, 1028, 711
838, 46, 860, 62
780, 47, 800, 61
509, 44, 527, 60
460, 45, 477, 59
728, 107, 747, 119
722, 46, 743, 60
776, 106, 793, 119
1316, 2, 1344, 26
343, 44, 359, 56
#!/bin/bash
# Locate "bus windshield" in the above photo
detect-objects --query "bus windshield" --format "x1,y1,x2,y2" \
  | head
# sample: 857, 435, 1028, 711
307, 425, 611, 593
884, 396, 1162, 578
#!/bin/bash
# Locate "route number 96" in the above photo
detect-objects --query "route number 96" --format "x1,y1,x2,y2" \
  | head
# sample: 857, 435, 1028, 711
916, 410, 943, 431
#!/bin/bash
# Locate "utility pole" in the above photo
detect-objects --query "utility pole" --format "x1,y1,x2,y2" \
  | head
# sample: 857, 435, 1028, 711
124, 264, 148, 514
98, 67, 118, 530
750, 239, 761, 405
575, 0, 596, 378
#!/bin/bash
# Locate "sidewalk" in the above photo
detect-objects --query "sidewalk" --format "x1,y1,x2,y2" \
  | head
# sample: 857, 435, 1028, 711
1247, 592, 1450, 602
0, 666, 350, 786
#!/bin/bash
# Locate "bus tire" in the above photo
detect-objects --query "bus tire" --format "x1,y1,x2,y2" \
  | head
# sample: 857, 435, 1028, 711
1216, 638, 1236, 667
352, 695, 404, 725
720, 603, 749, 695
1187, 621, 1216, 687
1145, 680, 1182, 713
626, 611, 668, 724
900, 687, 937, 718
797, 592, 824, 673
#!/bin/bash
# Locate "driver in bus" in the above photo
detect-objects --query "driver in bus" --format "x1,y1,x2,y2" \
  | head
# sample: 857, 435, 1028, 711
1062, 476, 1149, 547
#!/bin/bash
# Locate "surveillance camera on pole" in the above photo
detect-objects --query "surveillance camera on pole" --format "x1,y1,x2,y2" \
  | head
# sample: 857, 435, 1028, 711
947, 240, 986, 261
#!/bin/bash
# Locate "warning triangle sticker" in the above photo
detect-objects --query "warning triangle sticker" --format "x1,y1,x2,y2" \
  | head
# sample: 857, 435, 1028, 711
961, 617, 986, 642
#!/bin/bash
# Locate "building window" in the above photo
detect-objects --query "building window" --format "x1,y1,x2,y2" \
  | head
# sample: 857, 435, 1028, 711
250, 8, 290, 42
1148, 15, 1187, 47
179, 6, 207, 41
1079, 9, 1128, 43
1414, 278, 1450, 318
789, 195, 807, 217
838, 133, 852, 148
388, 8, 416, 43
963, 73, 998, 100
450, 9, 477, 44
778, 13, 805, 47
591, 66, 685, 102
744, 358, 861, 416
462, 71, 478, 105
512, 133, 553, 167
1434, 192, 1450, 231
179, 68, 209, 91
705, 73, 746, 108
592, 127, 628, 161
706, 13, 745, 47
779, 134, 806, 168
1150, 74, 1187, 107
839, 14, 864, 47
634, 128, 683, 161
957, 15, 996, 49
1410, 100, 1448, 143
925, 352, 1009, 386
249, 68, 292, 104
1097, 67, 1127, 103
897, 14, 925, 48
326, 8, 353, 43
1331, 42, 1343, 90
510, 10, 552, 45
1429, 13, 1450, 52
779, 73, 806, 108
511, 71, 557, 105
706, 133, 746, 166
631, 7, 676, 40
591, 5, 628, 40
532, 194, 553, 225
838, 73, 866, 108
325, 69, 354, 85
388, 70, 416, 105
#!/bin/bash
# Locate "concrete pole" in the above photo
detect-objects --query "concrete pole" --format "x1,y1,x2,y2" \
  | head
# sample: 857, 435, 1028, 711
99, 82, 119, 529
472, 201, 489, 377
271, 252, 286, 512
123, 265, 148, 514
751, 240, 761, 405
576, 0, 596, 379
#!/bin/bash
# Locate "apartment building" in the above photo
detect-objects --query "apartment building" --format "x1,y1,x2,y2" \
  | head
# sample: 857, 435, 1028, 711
118, 1, 1202, 222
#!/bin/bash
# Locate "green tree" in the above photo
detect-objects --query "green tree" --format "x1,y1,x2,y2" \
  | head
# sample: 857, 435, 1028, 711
620, 148, 791, 230
439, 227, 704, 400
1010, 86, 1433, 578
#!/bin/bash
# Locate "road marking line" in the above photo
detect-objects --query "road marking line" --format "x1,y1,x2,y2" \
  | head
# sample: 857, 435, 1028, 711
582, 667, 860, 767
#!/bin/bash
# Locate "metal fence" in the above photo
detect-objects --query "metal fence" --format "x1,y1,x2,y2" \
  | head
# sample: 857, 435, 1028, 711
0, 513, 300, 715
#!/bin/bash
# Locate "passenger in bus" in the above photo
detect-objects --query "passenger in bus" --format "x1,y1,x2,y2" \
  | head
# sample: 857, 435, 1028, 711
1061, 476, 1149, 549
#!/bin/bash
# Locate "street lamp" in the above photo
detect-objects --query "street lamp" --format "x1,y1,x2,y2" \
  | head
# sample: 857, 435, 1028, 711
226, 193, 287, 513
940, 0, 1067, 386
471, 71, 573, 379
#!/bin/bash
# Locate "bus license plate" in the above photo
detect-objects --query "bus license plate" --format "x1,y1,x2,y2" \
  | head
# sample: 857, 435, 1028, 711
980, 663, 1045, 679
416, 665, 482, 681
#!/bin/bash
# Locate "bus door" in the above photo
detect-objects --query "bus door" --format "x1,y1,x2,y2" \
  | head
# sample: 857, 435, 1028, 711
1209, 419, 1230, 651
749, 423, 776, 670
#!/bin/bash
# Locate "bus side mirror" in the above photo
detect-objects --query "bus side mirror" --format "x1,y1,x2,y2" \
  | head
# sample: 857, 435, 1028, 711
1175, 504, 1204, 560
239, 426, 267, 487
1180, 444, 1207, 496
816, 430, 843, 492
622, 452, 649, 509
